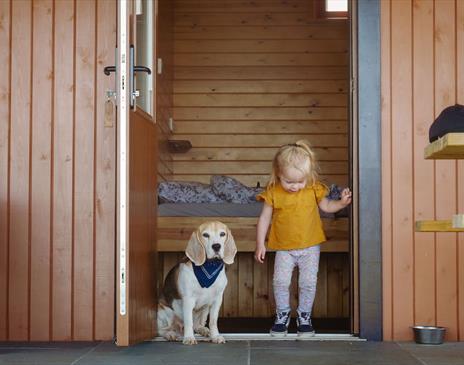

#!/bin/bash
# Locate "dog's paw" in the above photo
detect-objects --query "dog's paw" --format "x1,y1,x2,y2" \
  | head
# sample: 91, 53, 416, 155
164, 331, 178, 342
195, 326, 210, 337
211, 335, 226, 344
183, 336, 198, 345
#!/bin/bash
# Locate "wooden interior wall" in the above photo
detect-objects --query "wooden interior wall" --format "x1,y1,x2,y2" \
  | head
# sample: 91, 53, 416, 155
157, 0, 174, 181
157, 0, 351, 321
159, 252, 349, 319
171, 0, 349, 187
0, 0, 116, 341
381, 0, 464, 341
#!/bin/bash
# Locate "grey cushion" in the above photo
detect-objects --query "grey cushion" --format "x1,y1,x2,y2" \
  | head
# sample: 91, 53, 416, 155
326, 184, 349, 218
210, 175, 263, 204
158, 181, 224, 203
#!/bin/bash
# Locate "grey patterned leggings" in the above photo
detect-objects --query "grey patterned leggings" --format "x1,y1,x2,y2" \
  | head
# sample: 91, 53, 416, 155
273, 245, 320, 314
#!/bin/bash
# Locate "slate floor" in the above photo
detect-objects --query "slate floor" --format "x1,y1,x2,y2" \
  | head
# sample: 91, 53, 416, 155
1, 338, 463, 365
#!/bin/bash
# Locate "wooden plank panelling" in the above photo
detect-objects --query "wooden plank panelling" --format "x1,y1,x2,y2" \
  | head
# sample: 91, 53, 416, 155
175, 13, 324, 26
171, 147, 348, 161
174, 80, 348, 93
412, 0, 436, 333
0, 0, 10, 341
382, 0, 464, 341
159, 251, 349, 319
74, 0, 95, 340
158, 216, 349, 253
238, 254, 253, 317
172, 161, 348, 175
30, 0, 53, 341
52, 0, 74, 340
381, 0, 393, 342
94, 0, 116, 341
457, 0, 464, 341
175, 53, 348, 67
171, 134, 348, 147
174, 25, 348, 40
175, 0, 315, 14
174, 94, 348, 108
156, 0, 174, 182
172, 174, 348, 188
0, 0, 116, 341
434, 0, 458, 341
175, 40, 348, 53
390, 0, 414, 341
175, 66, 348, 80
9, 0, 31, 341
173, 107, 348, 120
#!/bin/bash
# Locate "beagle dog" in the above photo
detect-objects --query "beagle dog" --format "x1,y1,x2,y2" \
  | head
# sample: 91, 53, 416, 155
157, 221, 237, 345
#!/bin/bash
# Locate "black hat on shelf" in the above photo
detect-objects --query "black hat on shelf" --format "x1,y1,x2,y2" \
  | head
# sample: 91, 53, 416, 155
429, 104, 464, 142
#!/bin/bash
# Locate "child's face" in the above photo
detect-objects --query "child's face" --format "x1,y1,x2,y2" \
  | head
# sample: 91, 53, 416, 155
279, 167, 307, 193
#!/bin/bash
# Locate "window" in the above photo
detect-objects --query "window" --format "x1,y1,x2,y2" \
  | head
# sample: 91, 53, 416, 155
135, 0, 154, 115
315, 0, 348, 19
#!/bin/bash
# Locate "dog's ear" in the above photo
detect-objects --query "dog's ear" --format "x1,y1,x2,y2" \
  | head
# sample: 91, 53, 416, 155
223, 226, 237, 265
185, 230, 206, 266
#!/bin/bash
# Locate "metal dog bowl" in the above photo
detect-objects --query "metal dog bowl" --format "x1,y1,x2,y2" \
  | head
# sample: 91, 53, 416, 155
412, 326, 446, 345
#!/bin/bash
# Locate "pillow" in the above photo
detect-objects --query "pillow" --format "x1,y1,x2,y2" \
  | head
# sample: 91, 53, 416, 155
210, 175, 263, 203
158, 181, 224, 203
326, 184, 343, 200
325, 184, 350, 218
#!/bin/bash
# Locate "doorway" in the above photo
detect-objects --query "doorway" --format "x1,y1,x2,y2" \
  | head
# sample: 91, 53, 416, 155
157, 0, 355, 336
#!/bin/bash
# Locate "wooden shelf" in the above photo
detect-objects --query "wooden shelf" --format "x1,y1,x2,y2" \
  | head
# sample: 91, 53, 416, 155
420, 134, 464, 232
415, 220, 464, 232
424, 133, 464, 159
167, 139, 192, 153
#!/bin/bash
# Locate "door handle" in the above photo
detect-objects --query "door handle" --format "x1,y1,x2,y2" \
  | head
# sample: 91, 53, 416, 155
104, 63, 151, 77
133, 66, 151, 75
103, 66, 116, 75
129, 45, 151, 109
103, 47, 152, 109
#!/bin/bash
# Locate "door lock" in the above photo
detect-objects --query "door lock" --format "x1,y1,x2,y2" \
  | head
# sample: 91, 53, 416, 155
103, 47, 151, 109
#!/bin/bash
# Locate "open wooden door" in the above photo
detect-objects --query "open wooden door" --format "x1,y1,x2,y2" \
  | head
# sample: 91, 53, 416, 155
116, 0, 158, 346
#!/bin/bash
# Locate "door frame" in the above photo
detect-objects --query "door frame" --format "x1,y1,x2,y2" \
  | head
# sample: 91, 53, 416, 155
356, 0, 382, 341
116, 0, 158, 346
114, 0, 384, 343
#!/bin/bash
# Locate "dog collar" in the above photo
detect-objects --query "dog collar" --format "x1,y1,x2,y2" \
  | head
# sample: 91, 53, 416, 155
192, 259, 224, 288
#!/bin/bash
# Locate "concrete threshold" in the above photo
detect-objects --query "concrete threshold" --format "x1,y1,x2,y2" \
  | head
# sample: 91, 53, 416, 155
151, 333, 365, 342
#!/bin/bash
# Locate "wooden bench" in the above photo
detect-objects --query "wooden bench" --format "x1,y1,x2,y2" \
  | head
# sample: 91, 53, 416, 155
157, 216, 349, 252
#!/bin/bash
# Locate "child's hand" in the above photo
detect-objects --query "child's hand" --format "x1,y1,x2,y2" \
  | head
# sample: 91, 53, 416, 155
254, 245, 266, 264
340, 188, 352, 206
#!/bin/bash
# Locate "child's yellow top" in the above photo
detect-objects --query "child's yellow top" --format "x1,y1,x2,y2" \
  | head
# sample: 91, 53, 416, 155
257, 182, 328, 250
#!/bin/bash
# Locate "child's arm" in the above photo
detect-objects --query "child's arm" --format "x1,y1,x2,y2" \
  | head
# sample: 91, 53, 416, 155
255, 203, 273, 264
318, 187, 352, 213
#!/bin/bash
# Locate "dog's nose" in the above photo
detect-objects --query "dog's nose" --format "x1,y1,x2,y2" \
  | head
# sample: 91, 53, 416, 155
212, 243, 221, 252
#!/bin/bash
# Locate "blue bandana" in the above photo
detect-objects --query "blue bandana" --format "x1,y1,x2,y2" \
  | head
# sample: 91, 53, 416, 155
192, 259, 224, 288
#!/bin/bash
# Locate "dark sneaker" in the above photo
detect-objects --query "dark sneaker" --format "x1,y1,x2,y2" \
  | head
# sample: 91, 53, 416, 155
296, 311, 315, 337
270, 311, 291, 337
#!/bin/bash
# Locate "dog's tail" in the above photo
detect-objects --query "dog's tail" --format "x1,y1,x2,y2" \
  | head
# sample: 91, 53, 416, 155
157, 301, 183, 339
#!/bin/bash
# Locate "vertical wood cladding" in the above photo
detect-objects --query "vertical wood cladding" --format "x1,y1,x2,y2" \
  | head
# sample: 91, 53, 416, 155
172, 0, 349, 188
0, 0, 116, 341
381, 0, 464, 341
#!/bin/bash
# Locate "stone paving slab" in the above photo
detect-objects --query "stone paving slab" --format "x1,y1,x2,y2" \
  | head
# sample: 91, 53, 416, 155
398, 342, 464, 365
0, 340, 463, 365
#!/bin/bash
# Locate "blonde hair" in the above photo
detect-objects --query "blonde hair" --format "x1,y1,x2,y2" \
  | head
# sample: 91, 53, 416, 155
268, 140, 319, 187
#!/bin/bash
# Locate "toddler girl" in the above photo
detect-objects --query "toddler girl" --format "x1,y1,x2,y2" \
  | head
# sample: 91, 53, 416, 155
254, 140, 351, 337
